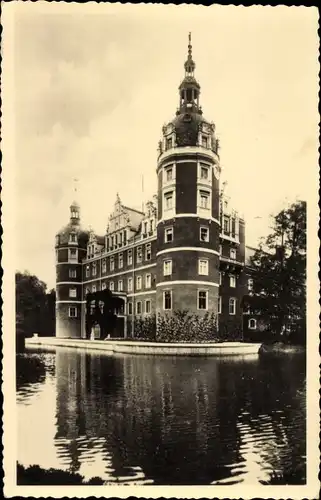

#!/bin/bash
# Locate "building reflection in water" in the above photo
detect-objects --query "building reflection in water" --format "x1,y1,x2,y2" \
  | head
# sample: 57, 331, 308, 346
53, 348, 306, 485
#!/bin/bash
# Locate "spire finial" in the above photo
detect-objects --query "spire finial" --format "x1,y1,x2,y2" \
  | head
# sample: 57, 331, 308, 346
73, 178, 78, 195
188, 32, 192, 58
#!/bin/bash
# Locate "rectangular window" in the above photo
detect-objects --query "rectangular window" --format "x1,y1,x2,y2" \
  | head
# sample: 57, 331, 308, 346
231, 218, 236, 237
128, 277, 133, 292
164, 191, 173, 210
127, 249, 133, 266
200, 165, 209, 179
230, 248, 236, 261
137, 246, 142, 263
143, 221, 148, 235
69, 307, 77, 318
109, 282, 114, 291
166, 166, 173, 182
68, 248, 78, 262
119, 253, 123, 269
128, 302, 133, 315
163, 290, 172, 310
230, 275, 236, 288
102, 259, 106, 273
163, 260, 172, 276
218, 296, 222, 314
145, 274, 151, 289
101, 282, 106, 290
219, 272, 222, 285
165, 227, 173, 243
200, 190, 210, 209
198, 259, 209, 276
69, 269, 77, 278
145, 243, 151, 261
229, 297, 236, 315
145, 300, 151, 314
219, 244, 222, 255
110, 256, 115, 271
136, 275, 142, 290
200, 226, 209, 242
166, 137, 173, 150
92, 263, 97, 276
198, 290, 208, 310
92, 285, 96, 293
69, 288, 77, 298
202, 135, 208, 148
118, 280, 123, 291
136, 301, 142, 315
248, 278, 254, 291
224, 216, 230, 234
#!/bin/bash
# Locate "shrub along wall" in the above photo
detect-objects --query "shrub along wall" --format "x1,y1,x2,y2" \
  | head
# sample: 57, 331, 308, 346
128, 311, 243, 343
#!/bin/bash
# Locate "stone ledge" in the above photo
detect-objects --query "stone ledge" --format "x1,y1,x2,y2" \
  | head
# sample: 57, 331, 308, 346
26, 337, 261, 356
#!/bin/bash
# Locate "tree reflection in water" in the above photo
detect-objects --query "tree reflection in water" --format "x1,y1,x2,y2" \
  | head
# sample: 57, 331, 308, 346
52, 349, 305, 485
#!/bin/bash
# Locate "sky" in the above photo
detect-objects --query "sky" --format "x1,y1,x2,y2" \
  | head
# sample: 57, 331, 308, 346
6, 3, 319, 289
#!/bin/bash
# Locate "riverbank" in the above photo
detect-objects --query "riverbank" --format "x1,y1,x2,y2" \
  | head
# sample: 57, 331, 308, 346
25, 336, 261, 356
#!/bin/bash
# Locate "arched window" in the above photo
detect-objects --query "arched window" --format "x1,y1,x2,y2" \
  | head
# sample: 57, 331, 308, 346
248, 318, 257, 330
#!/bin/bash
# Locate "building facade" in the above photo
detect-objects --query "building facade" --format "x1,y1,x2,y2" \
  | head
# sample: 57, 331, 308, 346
55, 36, 253, 339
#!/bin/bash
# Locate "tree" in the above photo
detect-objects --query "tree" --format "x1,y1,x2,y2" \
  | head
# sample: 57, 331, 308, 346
245, 200, 306, 341
16, 272, 56, 338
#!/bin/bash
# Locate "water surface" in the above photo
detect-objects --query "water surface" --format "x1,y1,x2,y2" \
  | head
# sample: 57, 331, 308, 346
17, 347, 306, 485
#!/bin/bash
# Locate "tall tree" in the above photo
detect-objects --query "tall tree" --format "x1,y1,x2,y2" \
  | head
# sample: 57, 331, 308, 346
16, 272, 56, 338
245, 200, 306, 340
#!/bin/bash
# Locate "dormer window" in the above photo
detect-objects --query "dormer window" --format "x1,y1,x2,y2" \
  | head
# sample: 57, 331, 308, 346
166, 137, 173, 150
202, 135, 208, 148
69, 233, 77, 243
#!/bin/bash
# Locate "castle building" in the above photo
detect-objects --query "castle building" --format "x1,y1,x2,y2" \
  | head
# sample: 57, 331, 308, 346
55, 35, 255, 340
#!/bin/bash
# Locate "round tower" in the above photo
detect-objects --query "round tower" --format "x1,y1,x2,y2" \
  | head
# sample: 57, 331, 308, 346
55, 201, 89, 338
156, 33, 221, 319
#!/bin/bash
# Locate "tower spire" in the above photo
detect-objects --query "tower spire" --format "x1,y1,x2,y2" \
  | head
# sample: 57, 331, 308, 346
184, 32, 195, 76
70, 178, 80, 225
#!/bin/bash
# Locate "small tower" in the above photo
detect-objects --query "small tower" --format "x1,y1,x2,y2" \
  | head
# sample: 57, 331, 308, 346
156, 33, 221, 320
55, 200, 89, 338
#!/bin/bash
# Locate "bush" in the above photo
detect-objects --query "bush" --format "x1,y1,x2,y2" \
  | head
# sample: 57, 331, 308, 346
131, 314, 157, 341
127, 310, 244, 343
17, 463, 104, 485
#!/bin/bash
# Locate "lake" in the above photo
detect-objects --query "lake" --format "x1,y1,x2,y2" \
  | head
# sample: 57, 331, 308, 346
17, 347, 306, 485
